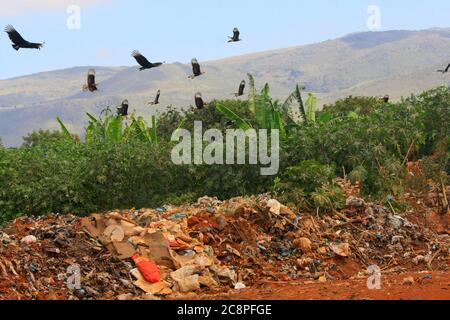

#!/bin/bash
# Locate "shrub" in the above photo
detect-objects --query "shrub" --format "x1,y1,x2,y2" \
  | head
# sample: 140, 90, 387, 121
0, 86, 449, 222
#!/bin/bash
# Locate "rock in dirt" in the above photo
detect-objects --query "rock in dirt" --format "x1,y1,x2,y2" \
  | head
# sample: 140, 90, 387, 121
330, 243, 351, 257
293, 237, 312, 253
403, 276, 415, 285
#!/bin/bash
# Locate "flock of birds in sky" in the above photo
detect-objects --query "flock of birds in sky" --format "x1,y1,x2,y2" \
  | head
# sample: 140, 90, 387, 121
7, 23, 450, 115
4, 25, 245, 116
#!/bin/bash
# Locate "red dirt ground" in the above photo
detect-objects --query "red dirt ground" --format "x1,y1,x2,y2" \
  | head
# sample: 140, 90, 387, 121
196, 271, 450, 300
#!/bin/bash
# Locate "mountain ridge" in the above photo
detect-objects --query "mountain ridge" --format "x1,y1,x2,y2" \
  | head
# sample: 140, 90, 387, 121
1, 28, 450, 146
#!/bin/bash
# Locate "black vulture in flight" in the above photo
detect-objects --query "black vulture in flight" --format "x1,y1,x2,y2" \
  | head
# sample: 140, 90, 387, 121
189, 58, 205, 79
4, 25, 44, 51
118, 100, 129, 116
235, 80, 246, 97
82, 69, 98, 92
437, 63, 450, 74
228, 28, 242, 43
195, 93, 205, 109
131, 50, 164, 71
149, 90, 161, 106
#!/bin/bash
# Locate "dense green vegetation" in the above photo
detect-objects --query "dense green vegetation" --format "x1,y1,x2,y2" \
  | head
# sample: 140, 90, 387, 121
0, 81, 448, 223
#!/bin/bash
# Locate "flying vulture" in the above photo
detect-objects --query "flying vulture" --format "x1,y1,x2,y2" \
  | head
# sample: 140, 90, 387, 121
189, 58, 205, 79
118, 100, 129, 116
131, 50, 164, 71
195, 93, 205, 109
235, 80, 246, 97
82, 69, 98, 92
4, 25, 44, 51
149, 90, 161, 105
228, 28, 242, 43
437, 63, 450, 74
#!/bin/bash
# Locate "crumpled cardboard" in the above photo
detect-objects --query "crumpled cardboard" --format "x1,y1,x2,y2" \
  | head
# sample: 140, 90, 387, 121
130, 268, 172, 295
170, 266, 201, 292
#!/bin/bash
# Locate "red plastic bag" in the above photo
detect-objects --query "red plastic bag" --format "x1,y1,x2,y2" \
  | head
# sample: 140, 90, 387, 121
132, 253, 160, 283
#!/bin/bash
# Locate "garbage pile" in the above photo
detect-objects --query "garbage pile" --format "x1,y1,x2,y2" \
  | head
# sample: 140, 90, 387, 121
0, 183, 448, 300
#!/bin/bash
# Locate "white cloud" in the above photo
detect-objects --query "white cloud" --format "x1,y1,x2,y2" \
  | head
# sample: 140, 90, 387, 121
1, 0, 115, 16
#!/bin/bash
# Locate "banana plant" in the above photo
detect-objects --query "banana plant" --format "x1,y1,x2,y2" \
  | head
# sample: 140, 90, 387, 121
57, 108, 158, 145
215, 103, 252, 130
125, 114, 159, 145
56, 117, 75, 141
305, 93, 317, 123
215, 74, 286, 138
85, 108, 123, 144
283, 84, 307, 123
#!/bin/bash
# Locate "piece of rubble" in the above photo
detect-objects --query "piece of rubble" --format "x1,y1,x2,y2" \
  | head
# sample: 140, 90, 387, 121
346, 196, 365, 208
412, 255, 425, 265
131, 268, 172, 295
402, 276, 415, 285
267, 199, 282, 215
20, 235, 37, 245
234, 282, 246, 290
330, 243, 351, 257
170, 266, 200, 293
293, 237, 312, 253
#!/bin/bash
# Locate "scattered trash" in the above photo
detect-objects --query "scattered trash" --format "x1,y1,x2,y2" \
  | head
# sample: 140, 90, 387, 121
234, 282, 246, 290
267, 199, 282, 215
0, 177, 448, 300
20, 235, 37, 245
413, 255, 426, 265
168, 213, 188, 221
171, 266, 200, 293
132, 253, 161, 284
330, 243, 350, 258
28, 263, 39, 273
0, 231, 11, 244
346, 196, 365, 208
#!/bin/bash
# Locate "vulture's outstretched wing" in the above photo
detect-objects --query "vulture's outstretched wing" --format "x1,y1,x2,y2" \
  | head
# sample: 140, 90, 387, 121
190, 59, 202, 78
4, 25, 44, 50
87, 69, 96, 86
437, 63, 450, 73
445, 63, 450, 73
119, 100, 129, 116
4, 25, 26, 44
237, 80, 246, 96
86, 69, 98, 92
150, 90, 161, 105
83, 69, 97, 92
132, 50, 152, 68
233, 28, 240, 40
195, 93, 205, 109
228, 27, 241, 42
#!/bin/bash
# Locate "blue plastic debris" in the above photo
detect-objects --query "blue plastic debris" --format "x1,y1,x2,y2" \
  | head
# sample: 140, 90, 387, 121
168, 213, 188, 220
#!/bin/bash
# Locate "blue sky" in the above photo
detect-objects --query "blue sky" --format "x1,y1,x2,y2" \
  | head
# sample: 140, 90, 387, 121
1, 0, 450, 79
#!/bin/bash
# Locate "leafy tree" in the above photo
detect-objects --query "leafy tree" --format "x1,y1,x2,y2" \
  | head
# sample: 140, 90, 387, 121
22, 130, 79, 147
